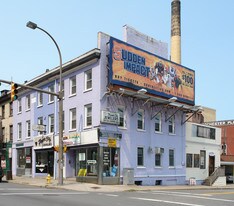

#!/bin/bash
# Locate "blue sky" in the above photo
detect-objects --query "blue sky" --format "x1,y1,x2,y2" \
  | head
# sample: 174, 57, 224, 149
0, 0, 233, 121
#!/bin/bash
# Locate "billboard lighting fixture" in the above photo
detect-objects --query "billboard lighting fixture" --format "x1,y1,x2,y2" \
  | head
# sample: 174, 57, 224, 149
168, 96, 177, 103
137, 88, 147, 94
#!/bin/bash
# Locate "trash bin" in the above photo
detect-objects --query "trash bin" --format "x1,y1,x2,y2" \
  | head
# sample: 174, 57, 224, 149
123, 168, 134, 185
6, 170, 12, 180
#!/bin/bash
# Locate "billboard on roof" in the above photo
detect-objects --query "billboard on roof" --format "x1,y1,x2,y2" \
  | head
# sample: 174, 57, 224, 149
108, 37, 195, 105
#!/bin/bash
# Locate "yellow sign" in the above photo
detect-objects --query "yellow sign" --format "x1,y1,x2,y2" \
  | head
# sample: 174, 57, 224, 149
78, 169, 87, 177
108, 138, 117, 148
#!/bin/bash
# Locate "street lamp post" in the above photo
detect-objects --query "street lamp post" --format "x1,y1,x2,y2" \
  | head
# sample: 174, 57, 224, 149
26, 21, 64, 185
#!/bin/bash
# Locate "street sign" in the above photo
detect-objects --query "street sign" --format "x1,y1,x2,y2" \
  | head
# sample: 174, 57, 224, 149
32, 124, 46, 132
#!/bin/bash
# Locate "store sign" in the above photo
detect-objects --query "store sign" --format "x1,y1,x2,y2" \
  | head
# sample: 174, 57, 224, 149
205, 120, 234, 126
109, 37, 195, 105
63, 132, 81, 146
108, 138, 117, 148
101, 110, 120, 125
34, 134, 53, 149
32, 124, 46, 132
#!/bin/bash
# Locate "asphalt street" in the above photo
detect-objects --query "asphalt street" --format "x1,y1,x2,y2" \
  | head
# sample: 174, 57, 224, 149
1, 182, 234, 206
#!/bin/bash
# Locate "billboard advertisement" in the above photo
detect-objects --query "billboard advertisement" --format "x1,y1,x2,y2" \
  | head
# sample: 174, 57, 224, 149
109, 37, 195, 105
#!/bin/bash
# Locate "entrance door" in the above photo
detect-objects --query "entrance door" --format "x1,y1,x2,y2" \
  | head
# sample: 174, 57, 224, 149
209, 156, 215, 176
48, 151, 54, 176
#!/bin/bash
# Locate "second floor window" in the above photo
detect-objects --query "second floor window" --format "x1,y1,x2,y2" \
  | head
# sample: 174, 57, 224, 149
137, 147, 144, 166
70, 108, 76, 130
169, 149, 175, 167
85, 104, 92, 127
48, 114, 54, 133
26, 94, 31, 110
18, 123, 22, 140
48, 85, 55, 103
9, 125, 13, 141
70, 76, 76, 96
9, 102, 13, 116
118, 107, 125, 127
38, 117, 44, 135
85, 69, 92, 91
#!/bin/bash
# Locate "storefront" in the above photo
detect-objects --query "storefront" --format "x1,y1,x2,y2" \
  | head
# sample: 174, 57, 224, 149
16, 146, 32, 176
34, 134, 54, 176
64, 128, 121, 184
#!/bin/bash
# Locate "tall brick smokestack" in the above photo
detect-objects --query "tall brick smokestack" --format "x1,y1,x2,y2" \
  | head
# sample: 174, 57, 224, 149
171, 0, 181, 64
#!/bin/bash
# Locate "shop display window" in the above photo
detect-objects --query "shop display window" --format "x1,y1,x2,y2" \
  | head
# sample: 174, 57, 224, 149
103, 148, 119, 177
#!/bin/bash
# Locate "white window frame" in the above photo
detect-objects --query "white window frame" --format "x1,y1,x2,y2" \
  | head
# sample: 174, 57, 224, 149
137, 110, 145, 130
38, 117, 44, 135
137, 147, 144, 167
85, 69, 92, 91
70, 76, 76, 96
48, 85, 55, 103
168, 115, 175, 134
70, 108, 76, 130
18, 99, 22, 113
26, 120, 31, 138
17, 122, 22, 140
169, 149, 175, 167
37, 92, 43, 107
85, 104, 92, 127
155, 153, 162, 167
117, 106, 126, 128
155, 112, 162, 133
48, 114, 54, 133
25, 94, 31, 111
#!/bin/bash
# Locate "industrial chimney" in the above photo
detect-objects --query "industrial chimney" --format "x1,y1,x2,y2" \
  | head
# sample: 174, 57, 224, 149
170, 0, 181, 64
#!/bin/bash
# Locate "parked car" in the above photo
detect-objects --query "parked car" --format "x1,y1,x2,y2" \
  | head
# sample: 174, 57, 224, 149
226, 174, 233, 183
0, 166, 4, 182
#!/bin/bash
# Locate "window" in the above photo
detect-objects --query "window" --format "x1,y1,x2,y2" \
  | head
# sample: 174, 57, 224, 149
48, 114, 54, 133
85, 104, 92, 127
2, 127, 5, 141
200, 150, 206, 169
18, 123, 22, 140
155, 113, 162, 132
137, 147, 144, 166
26, 120, 31, 138
118, 107, 125, 127
168, 115, 175, 134
48, 85, 55, 103
194, 154, 200, 168
9, 125, 13, 141
137, 110, 145, 130
186, 153, 193, 168
1, 105, 5, 119
38, 117, 43, 135
85, 69, 92, 90
70, 76, 76, 96
196, 125, 216, 140
18, 99, 22, 113
26, 94, 31, 110
155, 153, 161, 167
169, 149, 175, 167
70, 108, 76, 130
37, 92, 43, 106
9, 102, 13, 116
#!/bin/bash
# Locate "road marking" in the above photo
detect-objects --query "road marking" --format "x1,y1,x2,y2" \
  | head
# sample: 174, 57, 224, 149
150, 191, 234, 203
151, 191, 212, 196
203, 191, 234, 196
104, 194, 119, 197
0, 192, 89, 196
130, 197, 204, 206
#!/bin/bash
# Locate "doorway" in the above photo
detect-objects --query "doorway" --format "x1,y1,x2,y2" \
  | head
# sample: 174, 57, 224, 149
209, 155, 215, 176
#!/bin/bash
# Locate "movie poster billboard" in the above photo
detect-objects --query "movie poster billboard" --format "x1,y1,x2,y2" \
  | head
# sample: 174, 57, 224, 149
109, 37, 195, 105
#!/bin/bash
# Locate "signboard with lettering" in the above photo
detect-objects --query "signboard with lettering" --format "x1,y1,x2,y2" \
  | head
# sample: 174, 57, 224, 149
109, 37, 195, 105
34, 134, 53, 149
101, 110, 120, 125
108, 138, 117, 148
205, 120, 234, 126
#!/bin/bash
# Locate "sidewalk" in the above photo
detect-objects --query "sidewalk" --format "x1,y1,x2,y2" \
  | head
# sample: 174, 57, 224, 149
4, 176, 234, 192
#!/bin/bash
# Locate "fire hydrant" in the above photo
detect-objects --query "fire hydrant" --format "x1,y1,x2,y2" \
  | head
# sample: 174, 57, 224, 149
46, 174, 51, 184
